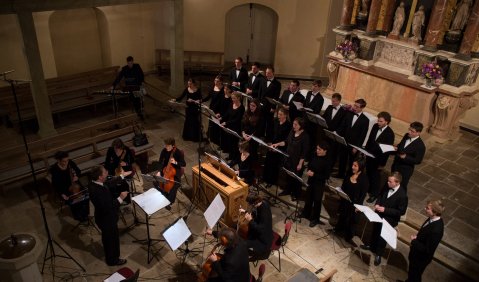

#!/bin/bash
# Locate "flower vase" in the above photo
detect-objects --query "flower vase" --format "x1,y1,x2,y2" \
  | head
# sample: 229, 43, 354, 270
425, 78, 433, 88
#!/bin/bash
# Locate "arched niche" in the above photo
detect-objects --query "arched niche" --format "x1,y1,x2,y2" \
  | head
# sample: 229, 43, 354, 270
49, 8, 110, 75
224, 3, 278, 66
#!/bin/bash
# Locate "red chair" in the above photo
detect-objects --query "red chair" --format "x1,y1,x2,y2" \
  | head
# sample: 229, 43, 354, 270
250, 263, 266, 282
268, 220, 292, 272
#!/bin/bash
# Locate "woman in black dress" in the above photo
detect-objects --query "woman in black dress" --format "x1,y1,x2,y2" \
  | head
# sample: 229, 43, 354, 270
335, 157, 369, 242
205, 75, 224, 145
50, 151, 88, 221
262, 108, 291, 186
173, 78, 202, 142
236, 141, 254, 185
277, 117, 310, 200
104, 138, 134, 202
220, 92, 245, 162
302, 141, 332, 227
241, 98, 264, 160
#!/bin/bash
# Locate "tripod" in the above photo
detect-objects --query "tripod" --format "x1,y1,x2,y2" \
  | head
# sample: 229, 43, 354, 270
177, 238, 203, 265
0, 70, 85, 277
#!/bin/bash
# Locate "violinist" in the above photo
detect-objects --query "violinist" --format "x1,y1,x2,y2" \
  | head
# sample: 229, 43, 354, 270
156, 137, 186, 210
104, 138, 134, 203
205, 227, 250, 282
50, 151, 88, 222
239, 193, 273, 259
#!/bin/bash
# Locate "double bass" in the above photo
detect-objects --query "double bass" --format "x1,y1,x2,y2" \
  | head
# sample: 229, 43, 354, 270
159, 147, 177, 193
198, 243, 223, 282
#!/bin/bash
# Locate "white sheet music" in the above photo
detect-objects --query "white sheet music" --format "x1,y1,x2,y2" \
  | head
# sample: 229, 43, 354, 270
104, 272, 126, 282
349, 144, 375, 158
204, 194, 226, 228
354, 204, 382, 222
162, 218, 192, 251
334, 187, 351, 202
292, 101, 304, 110
132, 188, 170, 216
380, 218, 397, 249
379, 143, 396, 153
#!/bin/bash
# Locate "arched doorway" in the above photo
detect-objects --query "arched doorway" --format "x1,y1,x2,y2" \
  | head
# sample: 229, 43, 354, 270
49, 8, 110, 75
224, 4, 278, 67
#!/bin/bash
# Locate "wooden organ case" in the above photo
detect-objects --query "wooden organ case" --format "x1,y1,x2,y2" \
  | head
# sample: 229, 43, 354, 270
192, 155, 248, 226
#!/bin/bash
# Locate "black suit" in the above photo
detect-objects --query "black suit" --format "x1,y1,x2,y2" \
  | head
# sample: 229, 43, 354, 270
365, 125, 395, 197
258, 78, 281, 140
246, 72, 265, 99
210, 240, 250, 282
370, 185, 408, 256
89, 181, 122, 265
337, 111, 370, 177
229, 66, 249, 92
408, 218, 444, 282
279, 90, 304, 122
322, 105, 346, 132
303, 91, 324, 115
391, 135, 426, 192
303, 91, 324, 152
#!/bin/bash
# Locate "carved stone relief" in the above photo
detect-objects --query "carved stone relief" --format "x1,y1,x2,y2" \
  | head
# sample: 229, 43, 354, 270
375, 41, 416, 70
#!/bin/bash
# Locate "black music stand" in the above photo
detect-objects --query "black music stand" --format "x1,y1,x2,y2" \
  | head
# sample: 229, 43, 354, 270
281, 167, 308, 231
69, 188, 99, 234
162, 217, 200, 265
131, 188, 170, 264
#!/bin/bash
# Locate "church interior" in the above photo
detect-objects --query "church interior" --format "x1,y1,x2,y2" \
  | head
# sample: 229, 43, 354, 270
0, 0, 478, 281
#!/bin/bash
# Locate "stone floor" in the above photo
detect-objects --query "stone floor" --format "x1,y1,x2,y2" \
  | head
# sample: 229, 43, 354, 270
0, 74, 477, 281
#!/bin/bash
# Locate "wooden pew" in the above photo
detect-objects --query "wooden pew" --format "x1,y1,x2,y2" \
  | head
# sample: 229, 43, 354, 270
155, 49, 224, 75
0, 114, 151, 188
0, 66, 122, 123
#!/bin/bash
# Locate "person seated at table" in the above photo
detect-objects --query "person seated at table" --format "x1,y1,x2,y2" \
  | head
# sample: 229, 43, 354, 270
50, 151, 88, 222
155, 137, 186, 210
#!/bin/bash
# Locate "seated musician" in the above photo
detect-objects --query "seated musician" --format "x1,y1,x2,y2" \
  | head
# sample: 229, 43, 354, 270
206, 227, 250, 282
239, 193, 273, 259
155, 137, 186, 210
50, 151, 89, 222
104, 138, 134, 203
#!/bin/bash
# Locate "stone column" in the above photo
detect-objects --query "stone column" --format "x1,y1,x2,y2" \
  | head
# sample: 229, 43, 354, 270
456, 0, 479, 60
422, 0, 448, 52
17, 11, 56, 137
169, 0, 185, 97
365, 0, 382, 36
339, 0, 355, 30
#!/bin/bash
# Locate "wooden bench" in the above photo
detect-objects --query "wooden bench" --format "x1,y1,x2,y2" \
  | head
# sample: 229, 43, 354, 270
0, 114, 151, 188
0, 66, 124, 123
155, 49, 224, 75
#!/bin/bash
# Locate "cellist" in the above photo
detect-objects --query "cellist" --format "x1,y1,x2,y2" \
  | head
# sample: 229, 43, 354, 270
156, 137, 186, 210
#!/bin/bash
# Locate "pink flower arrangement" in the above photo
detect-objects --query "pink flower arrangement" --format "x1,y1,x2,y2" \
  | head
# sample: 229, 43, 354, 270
421, 62, 443, 80
335, 40, 358, 59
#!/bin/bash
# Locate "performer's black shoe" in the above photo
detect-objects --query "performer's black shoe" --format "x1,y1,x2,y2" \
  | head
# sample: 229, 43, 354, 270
165, 205, 172, 211
374, 255, 381, 266
309, 220, 319, 227
366, 196, 376, 203
360, 244, 371, 250
108, 258, 127, 266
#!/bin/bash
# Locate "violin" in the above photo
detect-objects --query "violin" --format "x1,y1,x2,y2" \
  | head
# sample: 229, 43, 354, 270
159, 147, 177, 193
198, 243, 223, 282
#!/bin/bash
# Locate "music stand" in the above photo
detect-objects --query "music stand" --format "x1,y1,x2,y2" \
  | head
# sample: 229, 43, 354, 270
131, 188, 170, 263
325, 185, 352, 254
162, 217, 201, 265
349, 144, 375, 158
323, 129, 347, 146
201, 194, 226, 251
306, 112, 328, 128
221, 125, 242, 140
69, 189, 100, 234
281, 167, 308, 230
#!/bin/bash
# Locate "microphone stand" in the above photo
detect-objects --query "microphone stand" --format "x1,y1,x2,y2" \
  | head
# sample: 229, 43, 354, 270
0, 70, 85, 278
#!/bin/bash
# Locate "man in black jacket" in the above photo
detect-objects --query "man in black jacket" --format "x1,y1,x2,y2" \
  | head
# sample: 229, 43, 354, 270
406, 199, 444, 282
258, 67, 281, 141
361, 171, 408, 266
303, 79, 325, 152
245, 62, 264, 99
365, 112, 395, 203
322, 93, 346, 171
229, 57, 249, 93
336, 98, 370, 178
112, 56, 145, 119
89, 165, 129, 266
391, 121, 426, 192
207, 227, 250, 282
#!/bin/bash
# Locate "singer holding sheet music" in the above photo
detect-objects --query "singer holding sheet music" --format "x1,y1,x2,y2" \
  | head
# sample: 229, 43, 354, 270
50, 151, 88, 222
235, 142, 255, 185
172, 78, 202, 142
278, 117, 310, 201
89, 165, 129, 266
156, 137, 186, 209
204, 76, 225, 146
334, 158, 368, 243
241, 98, 264, 160
220, 92, 245, 164
361, 171, 408, 266
301, 141, 332, 227
262, 108, 292, 187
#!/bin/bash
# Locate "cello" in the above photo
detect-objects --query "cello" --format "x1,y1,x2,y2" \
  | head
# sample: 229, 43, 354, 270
236, 196, 262, 240
198, 243, 223, 282
159, 147, 177, 193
